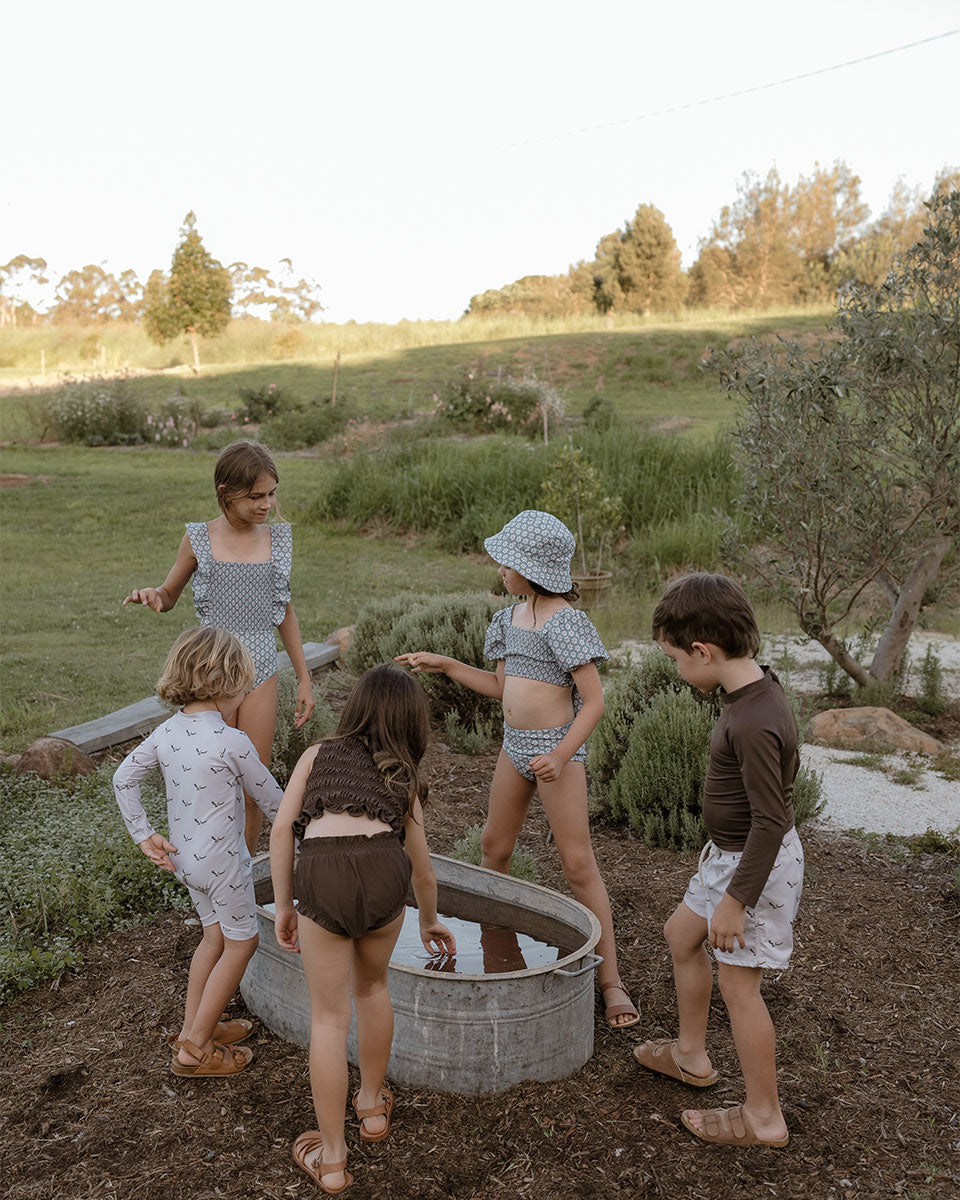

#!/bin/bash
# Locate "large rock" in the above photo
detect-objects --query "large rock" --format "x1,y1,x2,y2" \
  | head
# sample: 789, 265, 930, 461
806, 707, 943, 755
323, 625, 353, 659
15, 737, 98, 779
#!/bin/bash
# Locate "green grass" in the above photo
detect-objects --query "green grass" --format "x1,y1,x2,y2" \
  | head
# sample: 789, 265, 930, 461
0, 446, 496, 748
0, 307, 833, 443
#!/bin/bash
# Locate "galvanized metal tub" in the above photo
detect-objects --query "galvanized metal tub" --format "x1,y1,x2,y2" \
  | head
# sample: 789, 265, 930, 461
241, 852, 602, 1095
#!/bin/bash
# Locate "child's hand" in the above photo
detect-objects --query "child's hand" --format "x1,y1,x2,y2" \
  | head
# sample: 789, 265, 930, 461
420, 919, 456, 957
709, 893, 747, 954
123, 587, 163, 613
138, 833, 178, 872
293, 679, 315, 728
394, 652, 448, 675
274, 906, 300, 953
528, 751, 565, 783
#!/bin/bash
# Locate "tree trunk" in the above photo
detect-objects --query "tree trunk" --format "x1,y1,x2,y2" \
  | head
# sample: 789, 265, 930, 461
870, 532, 955, 681
189, 328, 200, 372
803, 620, 872, 688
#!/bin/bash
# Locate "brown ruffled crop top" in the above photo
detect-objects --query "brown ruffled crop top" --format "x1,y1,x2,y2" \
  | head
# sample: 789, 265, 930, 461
291, 734, 410, 842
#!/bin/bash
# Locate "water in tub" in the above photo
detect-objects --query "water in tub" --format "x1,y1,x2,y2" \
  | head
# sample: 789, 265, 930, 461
262, 904, 575, 974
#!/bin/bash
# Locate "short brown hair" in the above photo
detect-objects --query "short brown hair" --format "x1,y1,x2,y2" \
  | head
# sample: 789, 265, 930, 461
334, 665, 431, 807
214, 440, 282, 517
156, 627, 255, 707
651, 573, 761, 660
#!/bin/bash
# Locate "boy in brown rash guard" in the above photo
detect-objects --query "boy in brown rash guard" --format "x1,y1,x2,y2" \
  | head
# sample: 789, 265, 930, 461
633, 574, 802, 1148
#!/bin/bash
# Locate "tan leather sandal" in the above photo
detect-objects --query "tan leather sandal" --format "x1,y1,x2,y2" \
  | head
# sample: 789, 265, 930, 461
600, 980, 641, 1029
352, 1085, 394, 1142
292, 1131, 353, 1194
170, 1038, 253, 1077
167, 1014, 253, 1053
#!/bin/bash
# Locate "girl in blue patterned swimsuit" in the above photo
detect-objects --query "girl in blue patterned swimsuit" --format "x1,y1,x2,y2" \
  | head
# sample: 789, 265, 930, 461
395, 510, 640, 1029
123, 440, 314, 856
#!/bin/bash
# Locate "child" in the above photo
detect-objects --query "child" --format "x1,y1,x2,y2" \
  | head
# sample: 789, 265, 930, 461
395, 509, 639, 1029
113, 626, 284, 1077
634, 573, 802, 1147
123, 439, 314, 857
271, 665, 455, 1194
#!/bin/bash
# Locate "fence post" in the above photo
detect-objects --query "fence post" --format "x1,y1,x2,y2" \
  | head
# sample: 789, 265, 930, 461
331, 350, 341, 406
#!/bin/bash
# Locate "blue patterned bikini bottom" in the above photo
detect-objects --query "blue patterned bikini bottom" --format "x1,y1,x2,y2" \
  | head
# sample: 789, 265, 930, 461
501, 720, 587, 782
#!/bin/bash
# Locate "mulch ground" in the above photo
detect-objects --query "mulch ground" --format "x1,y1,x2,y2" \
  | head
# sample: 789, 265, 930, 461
2, 711, 959, 1198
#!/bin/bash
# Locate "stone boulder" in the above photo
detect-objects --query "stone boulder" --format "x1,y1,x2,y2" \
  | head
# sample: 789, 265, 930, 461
805, 707, 943, 755
15, 737, 98, 779
323, 625, 354, 659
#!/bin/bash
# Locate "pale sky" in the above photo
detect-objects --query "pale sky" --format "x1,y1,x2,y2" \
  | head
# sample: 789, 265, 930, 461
3, 1, 958, 324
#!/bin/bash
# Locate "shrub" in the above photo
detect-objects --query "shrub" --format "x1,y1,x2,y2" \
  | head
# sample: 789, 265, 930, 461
434, 368, 564, 439
270, 669, 338, 786
583, 395, 619, 432
44, 377, 146, 445
348, 592, 438, 674
590, 649, 823, 851
145, 392, 198, 448
604, 689, 715, 850
378, 593, 503, 735
443, 710, 499, 755
449, 823, 537, 882
819, 655, 853, 698
917, 645, 948, 717
259, 401, 349, 450
235, 382, 289, 423
0, 766, 187, 1002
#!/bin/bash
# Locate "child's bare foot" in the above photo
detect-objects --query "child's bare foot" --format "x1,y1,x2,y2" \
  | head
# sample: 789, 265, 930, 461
600, 981, 640, 1029
353, 1085, 394, 1140
680, 1103, 789, 1146
292, 1132, 352, 1193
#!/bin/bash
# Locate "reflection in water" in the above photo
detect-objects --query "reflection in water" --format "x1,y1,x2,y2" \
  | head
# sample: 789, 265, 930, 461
392, 907, 573, 975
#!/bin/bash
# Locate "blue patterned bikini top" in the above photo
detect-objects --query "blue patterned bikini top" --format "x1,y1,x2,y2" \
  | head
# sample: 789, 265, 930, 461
483, 605, 608, 687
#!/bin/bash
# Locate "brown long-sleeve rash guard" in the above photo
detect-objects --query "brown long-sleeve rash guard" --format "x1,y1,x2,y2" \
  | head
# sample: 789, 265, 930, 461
702, 667, 799, 909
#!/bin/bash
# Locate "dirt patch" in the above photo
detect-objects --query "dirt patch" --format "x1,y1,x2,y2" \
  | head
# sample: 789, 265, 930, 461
0, 474, 52, 488
651, 416, 694, 435
3, 730, 959, 1199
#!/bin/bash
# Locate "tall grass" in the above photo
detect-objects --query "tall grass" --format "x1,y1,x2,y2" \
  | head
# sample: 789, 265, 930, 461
0, 306, 833, 376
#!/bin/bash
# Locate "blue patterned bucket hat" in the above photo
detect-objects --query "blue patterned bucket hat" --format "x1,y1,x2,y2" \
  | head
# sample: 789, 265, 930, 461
484, 510, 576, 592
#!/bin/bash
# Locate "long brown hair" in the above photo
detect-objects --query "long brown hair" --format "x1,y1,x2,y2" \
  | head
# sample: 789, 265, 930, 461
214, 440, 284, 519
335, 665, 431, 807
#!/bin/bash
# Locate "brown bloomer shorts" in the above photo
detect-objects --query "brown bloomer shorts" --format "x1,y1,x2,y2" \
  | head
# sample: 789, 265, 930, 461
294, 831, 412, 939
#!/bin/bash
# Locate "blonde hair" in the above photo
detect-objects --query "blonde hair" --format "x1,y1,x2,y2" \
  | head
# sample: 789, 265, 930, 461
214, 440, 283, 519
156, 627, 255, 707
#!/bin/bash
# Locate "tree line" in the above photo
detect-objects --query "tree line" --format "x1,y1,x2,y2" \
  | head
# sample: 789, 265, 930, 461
467, 162, 960, 317
0, 213, 323, 330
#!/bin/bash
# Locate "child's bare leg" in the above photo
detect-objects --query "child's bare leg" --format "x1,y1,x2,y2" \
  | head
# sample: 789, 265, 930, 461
662, 902, 714, 1077
480, 750, 535, 873
684, 962, 787, 1142
298, 915, 354, 1190
178, 932, 258, 1062
178, 922, 224, 1041
233, 675, 279, 857
538, 764, 633, 1025
351, 913, 405, 1137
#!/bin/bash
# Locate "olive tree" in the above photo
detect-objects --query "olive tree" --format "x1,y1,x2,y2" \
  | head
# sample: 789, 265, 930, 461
717, 190, 959, 686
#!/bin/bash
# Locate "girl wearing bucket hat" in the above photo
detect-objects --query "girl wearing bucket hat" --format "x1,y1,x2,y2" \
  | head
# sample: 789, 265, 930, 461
395, 510, 640, 1029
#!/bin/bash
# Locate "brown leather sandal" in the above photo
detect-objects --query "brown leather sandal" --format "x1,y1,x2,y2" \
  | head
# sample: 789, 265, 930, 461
170, 1038, 253, 1077
292, 1131, 353, 1194
600, 980, 641, 1029
167, 1015, 254, 1053
680, 1104, 789, 1147
352, 1086, 394, 1141
633, 1038, 719, 1087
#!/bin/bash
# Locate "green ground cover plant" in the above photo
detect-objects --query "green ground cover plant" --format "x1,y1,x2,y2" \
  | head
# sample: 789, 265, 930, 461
449, 823, 537, 882
0, 765, 186, 1002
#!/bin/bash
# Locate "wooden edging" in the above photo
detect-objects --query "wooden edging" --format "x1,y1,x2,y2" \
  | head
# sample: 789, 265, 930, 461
48, 641, 341, 754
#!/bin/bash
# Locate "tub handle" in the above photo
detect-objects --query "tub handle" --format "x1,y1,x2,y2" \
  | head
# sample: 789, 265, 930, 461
550, 952, 604, 979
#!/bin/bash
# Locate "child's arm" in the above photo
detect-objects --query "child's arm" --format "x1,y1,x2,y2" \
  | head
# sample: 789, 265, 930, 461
277, 603, 316, 727
404, 799, 456, 956
229, 733, 285, 825
528, 661, 605, 784
394, 653, 504, 699
123, 532, 197, 613
269, 744, 320, 954
113, 735, 179, 871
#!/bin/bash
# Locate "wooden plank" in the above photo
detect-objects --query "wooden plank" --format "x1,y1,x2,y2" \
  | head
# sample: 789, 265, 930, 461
49, 641, 341, 754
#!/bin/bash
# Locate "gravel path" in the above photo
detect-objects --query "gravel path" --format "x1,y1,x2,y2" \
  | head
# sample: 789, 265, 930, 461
610, 632, 960, 839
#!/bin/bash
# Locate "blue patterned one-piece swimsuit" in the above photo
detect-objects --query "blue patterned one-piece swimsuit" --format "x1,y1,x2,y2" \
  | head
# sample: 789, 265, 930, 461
185, 522, 292, 689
